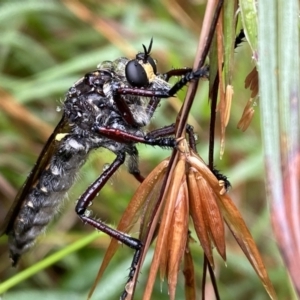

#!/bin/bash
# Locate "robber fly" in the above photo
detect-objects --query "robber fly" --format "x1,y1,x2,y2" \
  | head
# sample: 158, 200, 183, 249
0, 39, 208, 298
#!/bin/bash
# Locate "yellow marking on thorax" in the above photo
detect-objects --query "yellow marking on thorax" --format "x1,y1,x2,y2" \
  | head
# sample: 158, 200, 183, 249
55, 133, 68, 141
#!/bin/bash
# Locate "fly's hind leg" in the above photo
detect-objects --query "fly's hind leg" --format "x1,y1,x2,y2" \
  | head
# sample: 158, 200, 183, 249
75, 152, 143, 298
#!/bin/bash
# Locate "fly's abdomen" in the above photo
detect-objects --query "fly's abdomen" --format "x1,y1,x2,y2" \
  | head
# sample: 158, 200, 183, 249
8, 135, 90, 265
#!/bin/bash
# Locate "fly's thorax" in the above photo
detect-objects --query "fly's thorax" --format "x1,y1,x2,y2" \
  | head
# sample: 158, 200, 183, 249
111, 57, 128, 77
64, 70, 115, 130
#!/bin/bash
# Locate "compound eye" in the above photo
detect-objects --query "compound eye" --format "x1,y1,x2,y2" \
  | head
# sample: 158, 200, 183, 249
125, 60, 149, 87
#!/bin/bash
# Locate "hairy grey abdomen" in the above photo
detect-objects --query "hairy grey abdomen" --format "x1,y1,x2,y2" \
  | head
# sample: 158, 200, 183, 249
8, 137, 90, 265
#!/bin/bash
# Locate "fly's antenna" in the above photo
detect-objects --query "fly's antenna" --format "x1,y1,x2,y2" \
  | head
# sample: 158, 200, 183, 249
142, 37, 153, 63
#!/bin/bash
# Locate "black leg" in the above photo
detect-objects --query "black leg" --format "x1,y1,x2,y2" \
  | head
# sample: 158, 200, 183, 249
186, 124, 197, 151
75, 152, 143, 296
167, 66, 209, 96
120, 247, 143, 300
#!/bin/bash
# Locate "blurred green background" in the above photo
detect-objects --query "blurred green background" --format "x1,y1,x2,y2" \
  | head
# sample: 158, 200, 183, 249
0, 1, 295, 299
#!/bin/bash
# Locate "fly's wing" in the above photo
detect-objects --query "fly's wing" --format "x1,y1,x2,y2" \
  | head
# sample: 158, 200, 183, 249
0, 115, 70, 235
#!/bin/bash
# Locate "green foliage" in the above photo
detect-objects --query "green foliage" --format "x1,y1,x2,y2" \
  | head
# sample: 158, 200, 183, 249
0, 1, 295, 299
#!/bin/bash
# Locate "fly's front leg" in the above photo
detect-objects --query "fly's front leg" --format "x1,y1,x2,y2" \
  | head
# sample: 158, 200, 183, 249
75, 152, 143, 295
112, 90, 138, 126
163, 67, 192, 81
167, 65, 209, 96
114, 65, 209, 101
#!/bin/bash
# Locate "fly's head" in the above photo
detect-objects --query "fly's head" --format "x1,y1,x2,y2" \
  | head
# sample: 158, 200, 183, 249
124, 38, 170, 92
125, 38, 157, 88
99, 39, 170, 92
95, 39, 171, 128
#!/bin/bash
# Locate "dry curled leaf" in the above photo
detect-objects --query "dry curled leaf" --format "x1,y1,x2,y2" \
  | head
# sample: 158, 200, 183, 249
91, 140, 276, 300
188, 168, 214, 267
245, 66, 259, 98
237, 98, 256, 131
167, 181, 189, 300
186, 149, 276, 300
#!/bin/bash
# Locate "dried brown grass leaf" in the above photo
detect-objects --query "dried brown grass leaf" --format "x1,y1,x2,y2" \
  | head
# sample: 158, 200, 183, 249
186, 152, 276, 299
237, 98, 255, 131
217, 194, 277, 299
187, 168, 214, 267
197, 174, 226, 260
187, 153, 222, 194
167, 181, 189, 300
224, 85, 233, 126
245, 67, 259, 98
143, 158, 186, 300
